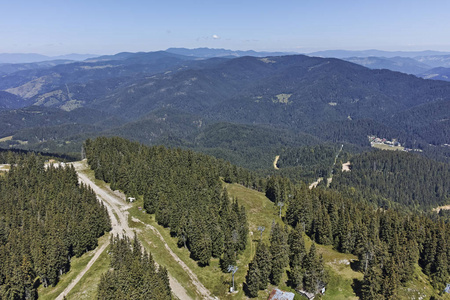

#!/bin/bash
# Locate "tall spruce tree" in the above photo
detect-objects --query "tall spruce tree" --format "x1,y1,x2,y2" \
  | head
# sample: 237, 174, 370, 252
269, 223, 289, 285
254, 241, 272, 290
245, 260, 261, 298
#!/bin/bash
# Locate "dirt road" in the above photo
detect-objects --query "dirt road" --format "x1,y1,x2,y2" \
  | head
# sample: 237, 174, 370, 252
433, 205, 450, 213
56, 161, 192, 300
273, 155, 280, 170
132, 217, 218, 300
309, 177, 323, 189
55, 240, 109, 300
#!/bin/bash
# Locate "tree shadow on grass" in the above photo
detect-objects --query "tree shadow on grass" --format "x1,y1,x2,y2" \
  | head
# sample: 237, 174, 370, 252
352, 278, 363, 299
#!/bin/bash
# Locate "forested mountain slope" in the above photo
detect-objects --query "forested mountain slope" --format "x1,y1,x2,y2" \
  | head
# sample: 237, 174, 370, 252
2, 52, 450, 164
0, 91, 26, 110
420, 67, 450, 81
85, 137, 253, 266
0, 106, 118, 138
331, 150, 450, 209
0, 154, 111, 299
83, 137, 450, 299
0, 51, 199, 103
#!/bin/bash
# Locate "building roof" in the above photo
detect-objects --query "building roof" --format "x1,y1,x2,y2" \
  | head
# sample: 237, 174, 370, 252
267, 289, 295, 300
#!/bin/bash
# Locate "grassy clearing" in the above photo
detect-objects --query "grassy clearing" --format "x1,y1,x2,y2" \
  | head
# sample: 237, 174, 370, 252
76, 164, 443, 299
0, 164, 10, 171
126, 182, 362, 299
372, 143, 404, 151
127, 210, 201, 299
0, 135, 12, 142
37, 234, 109, 300
398, 264, 450, 300
66, 241, 111, 300
226, 183, 362, 299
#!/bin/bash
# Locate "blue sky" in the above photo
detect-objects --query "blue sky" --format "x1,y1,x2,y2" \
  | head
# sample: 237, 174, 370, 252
1, 0, 450, 55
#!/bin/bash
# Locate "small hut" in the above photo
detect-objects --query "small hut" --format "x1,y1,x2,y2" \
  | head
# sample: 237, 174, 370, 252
267, 289, 295, 300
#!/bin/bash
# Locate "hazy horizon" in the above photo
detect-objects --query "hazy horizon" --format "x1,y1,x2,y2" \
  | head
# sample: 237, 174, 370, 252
2, 0, 450, 56
2, 48, 450, 58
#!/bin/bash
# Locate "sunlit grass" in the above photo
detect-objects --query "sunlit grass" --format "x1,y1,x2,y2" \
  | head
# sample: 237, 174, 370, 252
75, 163, 443, 300
37, 234, 109, 300
66, 242, 111, 300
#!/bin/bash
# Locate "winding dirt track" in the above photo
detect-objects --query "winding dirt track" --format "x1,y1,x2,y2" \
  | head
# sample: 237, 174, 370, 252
132, 217, 218, 300
273, 155, 280, 170
56, 161, 193, 300
309, 177, 323, 189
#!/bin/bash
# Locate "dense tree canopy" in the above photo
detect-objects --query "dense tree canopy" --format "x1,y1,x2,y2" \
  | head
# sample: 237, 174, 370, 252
97, 235, 171, 300
280, 177, 449, 295
332, 150, 450, 209
85, 137, 250, 266
0, 154, 110, 299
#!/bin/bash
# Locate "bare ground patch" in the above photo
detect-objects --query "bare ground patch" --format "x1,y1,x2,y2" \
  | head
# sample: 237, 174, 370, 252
273, 155, 280, 170
433, 205, 450, 213
342, 161, 351, 172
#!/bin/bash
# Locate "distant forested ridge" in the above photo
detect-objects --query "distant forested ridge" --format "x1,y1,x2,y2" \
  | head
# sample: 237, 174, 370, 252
331, 150, 450, 209
2, 53, 450, 165
85, 137, 252, 266
0, 154, 111, 299
97, 235, 171, 300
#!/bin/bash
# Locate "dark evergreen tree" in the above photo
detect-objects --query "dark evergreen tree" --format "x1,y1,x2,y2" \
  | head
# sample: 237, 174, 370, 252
254, 241, 272, 290
0, 154, 110, 299
245, 260, 261, 298
97, 235, 171, 300
84, 137, 250, 267
269, 223, 289, 285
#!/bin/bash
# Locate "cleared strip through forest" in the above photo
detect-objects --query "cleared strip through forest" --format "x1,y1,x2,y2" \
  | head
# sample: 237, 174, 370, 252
58, 161, 198, 300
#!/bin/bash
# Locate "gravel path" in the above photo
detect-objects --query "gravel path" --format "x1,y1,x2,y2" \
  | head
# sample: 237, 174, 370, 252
56, 161, 191, 300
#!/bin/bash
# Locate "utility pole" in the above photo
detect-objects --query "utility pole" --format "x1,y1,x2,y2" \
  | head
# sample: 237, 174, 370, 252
81, 145, 86, 160
257, 226, 265, 240
227, 265, 238, 292
277, 202, 284, 219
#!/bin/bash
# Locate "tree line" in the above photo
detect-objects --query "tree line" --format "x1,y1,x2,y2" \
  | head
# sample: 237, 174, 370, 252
331, 150, 450, 210
97, 235, 171, 300
84, 137, 250, 267
266, 175, 450, 298
245, 223, 326, 297
0, 154, 111, 299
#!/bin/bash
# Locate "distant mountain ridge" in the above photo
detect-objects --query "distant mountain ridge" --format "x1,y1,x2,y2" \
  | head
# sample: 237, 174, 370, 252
308, 49, 450, 58
0, 53, 100, 64
310, 50, 450, 77
165, 47, 295, 58
419, 67, 450, 81
1, 50, 450, 162
342, 56, 431, 75
0, 60, 74, 76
